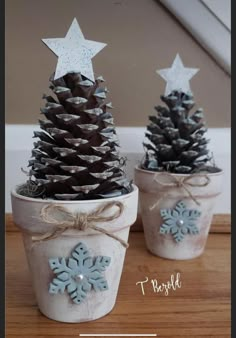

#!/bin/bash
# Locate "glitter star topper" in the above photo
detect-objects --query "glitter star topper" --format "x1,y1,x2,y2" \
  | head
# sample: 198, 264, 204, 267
157, 54, 199, 95
42, 18, 107, 81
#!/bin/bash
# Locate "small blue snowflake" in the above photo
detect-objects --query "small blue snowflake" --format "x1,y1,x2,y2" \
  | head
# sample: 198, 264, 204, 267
160, 201, 201, 243
48, 242, 111, 304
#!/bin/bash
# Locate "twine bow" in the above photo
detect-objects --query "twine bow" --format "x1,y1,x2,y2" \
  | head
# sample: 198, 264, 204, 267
30, 201, 129, 248
150, 172, 210, 210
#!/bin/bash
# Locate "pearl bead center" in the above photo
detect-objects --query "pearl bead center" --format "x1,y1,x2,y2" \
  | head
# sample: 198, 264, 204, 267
176, 219, 184, 227
75, 274, 84, 282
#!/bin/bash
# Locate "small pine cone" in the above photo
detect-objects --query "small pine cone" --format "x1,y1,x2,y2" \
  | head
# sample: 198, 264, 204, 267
142, 90, 214, 174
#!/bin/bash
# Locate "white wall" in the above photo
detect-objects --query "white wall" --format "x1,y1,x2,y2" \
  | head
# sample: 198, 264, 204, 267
5, 125, 231, 214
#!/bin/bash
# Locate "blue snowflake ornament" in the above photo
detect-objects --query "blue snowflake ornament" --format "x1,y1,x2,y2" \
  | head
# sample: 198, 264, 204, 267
48, 242, 111, 304
160, 201, 201, 243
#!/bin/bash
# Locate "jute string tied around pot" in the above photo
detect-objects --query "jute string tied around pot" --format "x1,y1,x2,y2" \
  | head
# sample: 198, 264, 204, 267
150, 172, 210, 211
29, 201, 129, 249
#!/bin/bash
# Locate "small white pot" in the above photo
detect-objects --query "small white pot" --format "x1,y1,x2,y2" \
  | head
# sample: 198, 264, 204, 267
11, 185, 138, 323
134, 167, 223, 260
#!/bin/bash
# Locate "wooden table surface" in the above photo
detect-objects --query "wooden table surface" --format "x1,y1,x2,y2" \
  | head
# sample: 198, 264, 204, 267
6, 216, 231, 338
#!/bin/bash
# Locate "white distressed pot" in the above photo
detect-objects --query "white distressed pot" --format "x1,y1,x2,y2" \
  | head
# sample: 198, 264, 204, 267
134, 167, 223, 260
11, 185, 138, 323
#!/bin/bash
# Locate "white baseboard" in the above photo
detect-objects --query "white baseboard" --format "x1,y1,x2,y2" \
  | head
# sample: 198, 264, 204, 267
5, 125, 231, 214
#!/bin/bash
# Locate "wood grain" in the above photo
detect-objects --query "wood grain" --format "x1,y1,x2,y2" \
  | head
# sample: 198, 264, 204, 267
6, 213, 231, 233
6, 225, 231, 337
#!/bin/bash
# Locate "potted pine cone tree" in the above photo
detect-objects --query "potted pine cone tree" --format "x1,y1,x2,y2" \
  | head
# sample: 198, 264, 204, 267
11, 19, 138, 323
135, 55, 223, 260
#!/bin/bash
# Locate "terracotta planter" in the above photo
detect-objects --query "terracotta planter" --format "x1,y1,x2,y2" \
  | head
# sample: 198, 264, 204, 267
134, 167, 223, 260
11, 185, 138, 323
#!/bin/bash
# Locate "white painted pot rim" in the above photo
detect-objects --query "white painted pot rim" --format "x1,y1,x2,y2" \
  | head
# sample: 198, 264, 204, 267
11, 184, 138, 204
135, 165, 223, 177
11, 184, 139, 236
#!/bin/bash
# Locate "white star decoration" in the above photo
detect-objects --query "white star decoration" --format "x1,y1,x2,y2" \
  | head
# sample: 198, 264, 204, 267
157, 54, 199, 95
42, 18, 107, 81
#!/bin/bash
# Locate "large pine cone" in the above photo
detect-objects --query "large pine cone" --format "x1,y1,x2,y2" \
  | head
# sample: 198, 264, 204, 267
24, 72, 132, 200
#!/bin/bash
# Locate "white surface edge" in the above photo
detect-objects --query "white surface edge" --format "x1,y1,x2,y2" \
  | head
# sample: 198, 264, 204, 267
160, 0, 231, 74
201, 0, 231, 31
